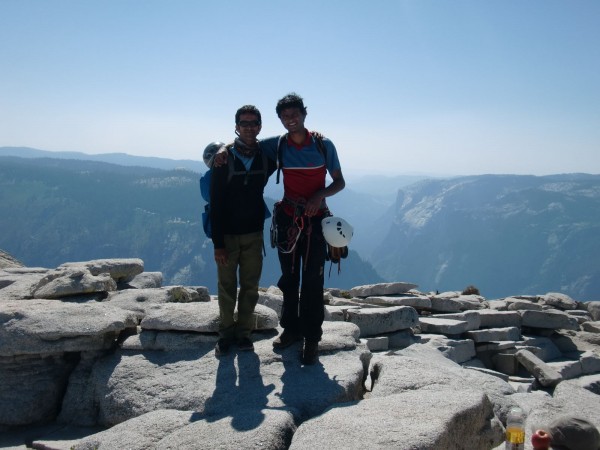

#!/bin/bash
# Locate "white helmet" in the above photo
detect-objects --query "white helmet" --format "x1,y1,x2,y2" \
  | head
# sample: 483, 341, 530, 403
203, 141, 225, 168
321, 216, 354, 247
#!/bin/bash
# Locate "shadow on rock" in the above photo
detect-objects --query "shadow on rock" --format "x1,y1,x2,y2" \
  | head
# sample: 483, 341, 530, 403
204, 351, 275, 431
275, 346, 348, 421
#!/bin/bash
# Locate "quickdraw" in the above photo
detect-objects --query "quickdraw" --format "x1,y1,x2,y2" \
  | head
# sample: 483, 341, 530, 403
271, 198, 306, 255
270, 197, 321, 273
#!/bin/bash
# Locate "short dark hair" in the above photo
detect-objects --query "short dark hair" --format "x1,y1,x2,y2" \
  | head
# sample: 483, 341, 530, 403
235, 105, 262, 124
276, 92, 307, 117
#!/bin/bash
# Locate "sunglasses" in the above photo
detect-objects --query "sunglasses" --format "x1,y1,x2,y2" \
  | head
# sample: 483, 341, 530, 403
238, 120, 261, 128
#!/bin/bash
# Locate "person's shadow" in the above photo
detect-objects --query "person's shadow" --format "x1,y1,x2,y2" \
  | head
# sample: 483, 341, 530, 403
275, 345, 347, 421
203, 353, 237, 419
203, 350, 275, 431
232, 351, 275, 430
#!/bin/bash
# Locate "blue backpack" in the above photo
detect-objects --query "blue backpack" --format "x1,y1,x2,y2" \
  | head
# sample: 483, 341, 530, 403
199, 147, 271, 239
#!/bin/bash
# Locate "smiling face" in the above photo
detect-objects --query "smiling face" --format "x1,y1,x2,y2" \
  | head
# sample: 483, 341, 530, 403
279, 107, 306, 134
235, 112, 262, 145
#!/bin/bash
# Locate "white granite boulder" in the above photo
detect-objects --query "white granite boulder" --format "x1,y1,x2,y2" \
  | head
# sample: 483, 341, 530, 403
345, 306, 418, 337
432, 310, 481, 331
59, 258, 144, 283
155, 408, 296, 450
520, 309, 579, 330
32, 267, 117, 299
70, 408, 296, 450
349, 282, 418, 298
519, 335, 563, 362
0, 267, 50, 301
478, 310, 522, 328
587, 301, 600, 321
318, 321, 362, 352
106, 286, 210, 320
0, 300, 138, 356
140, 302, 278, 333
370, 344, 516, 422
507, 299, 544, 311
70, 409, 199, 450
429, 296, 463, 313
257, 290, 284, 317
119, 271, 163, 289
419, 317, 470, 335
353, 295, 431, 309
0, 300, 138, 426
467, 327, 521, 343
515, 349, 562, 387
418, 334, 476, 363
289, 388, 502, 450
540, 292, 578, 310
0, 250, 24, 269
455, 294, 488, 310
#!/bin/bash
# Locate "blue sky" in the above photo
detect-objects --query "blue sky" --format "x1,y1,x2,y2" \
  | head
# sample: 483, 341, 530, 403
1, 0, 599, 176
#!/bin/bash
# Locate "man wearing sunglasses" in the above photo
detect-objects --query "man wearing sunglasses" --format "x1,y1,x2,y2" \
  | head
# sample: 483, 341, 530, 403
210, 105, 276, 357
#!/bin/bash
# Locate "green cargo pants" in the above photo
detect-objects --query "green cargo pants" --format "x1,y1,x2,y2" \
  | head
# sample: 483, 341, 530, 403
217, 231, 263, 340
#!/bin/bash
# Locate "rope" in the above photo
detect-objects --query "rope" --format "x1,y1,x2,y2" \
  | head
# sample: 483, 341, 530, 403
272, 197, 318, 273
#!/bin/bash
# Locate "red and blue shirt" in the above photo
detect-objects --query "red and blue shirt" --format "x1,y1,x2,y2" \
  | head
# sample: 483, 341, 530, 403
261, 130, 341, 212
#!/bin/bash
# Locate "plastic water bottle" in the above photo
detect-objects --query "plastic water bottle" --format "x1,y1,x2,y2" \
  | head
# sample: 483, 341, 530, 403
505, 406, 526, 450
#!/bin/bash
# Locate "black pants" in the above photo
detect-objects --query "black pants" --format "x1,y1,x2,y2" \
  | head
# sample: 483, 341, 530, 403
275, 209, 326, 342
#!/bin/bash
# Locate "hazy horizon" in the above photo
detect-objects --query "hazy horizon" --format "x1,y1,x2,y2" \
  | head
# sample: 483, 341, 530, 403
1, 1, 599, 176
4, 145, 599, 182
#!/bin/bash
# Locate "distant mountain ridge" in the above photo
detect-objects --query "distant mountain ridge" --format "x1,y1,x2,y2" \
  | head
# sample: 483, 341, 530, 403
0, 154, 382, 292
0, 146, 428, 257
0, 146, 206, 173
372, 173, 600, 299
3, 147, 598, 300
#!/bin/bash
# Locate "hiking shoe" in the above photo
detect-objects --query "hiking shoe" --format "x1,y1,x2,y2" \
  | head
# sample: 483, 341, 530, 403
272, 330, 302, 349
237, 337, 254, 352
215, 338, 231, 357
302, 340, 319, 365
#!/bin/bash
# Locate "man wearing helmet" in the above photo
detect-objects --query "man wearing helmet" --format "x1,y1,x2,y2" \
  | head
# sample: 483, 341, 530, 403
263, 93, 346, 365
209, 105, 276, 357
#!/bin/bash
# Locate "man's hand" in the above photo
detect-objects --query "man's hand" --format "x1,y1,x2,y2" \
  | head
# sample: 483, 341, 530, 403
213, 145, 229, 167
305, 193, 325, 217
304, 170, 345, 216
214, 248, 228, 265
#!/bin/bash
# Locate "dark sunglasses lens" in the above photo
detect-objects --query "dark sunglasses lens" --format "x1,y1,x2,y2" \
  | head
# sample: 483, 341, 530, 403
239, 120, 260, 127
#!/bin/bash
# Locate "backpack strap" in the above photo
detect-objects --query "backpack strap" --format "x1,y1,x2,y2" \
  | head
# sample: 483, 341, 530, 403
224, 144, 235, 183
260, 148, 269, 184
275, 134, 287, 184
313, 134, 327, 160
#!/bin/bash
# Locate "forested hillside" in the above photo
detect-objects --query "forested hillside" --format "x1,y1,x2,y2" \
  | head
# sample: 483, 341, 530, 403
4, 151, 598, 300
0, 156, 382, 292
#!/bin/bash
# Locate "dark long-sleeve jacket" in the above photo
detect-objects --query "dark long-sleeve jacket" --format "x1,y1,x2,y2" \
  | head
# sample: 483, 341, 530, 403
210, 147, 276, 249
